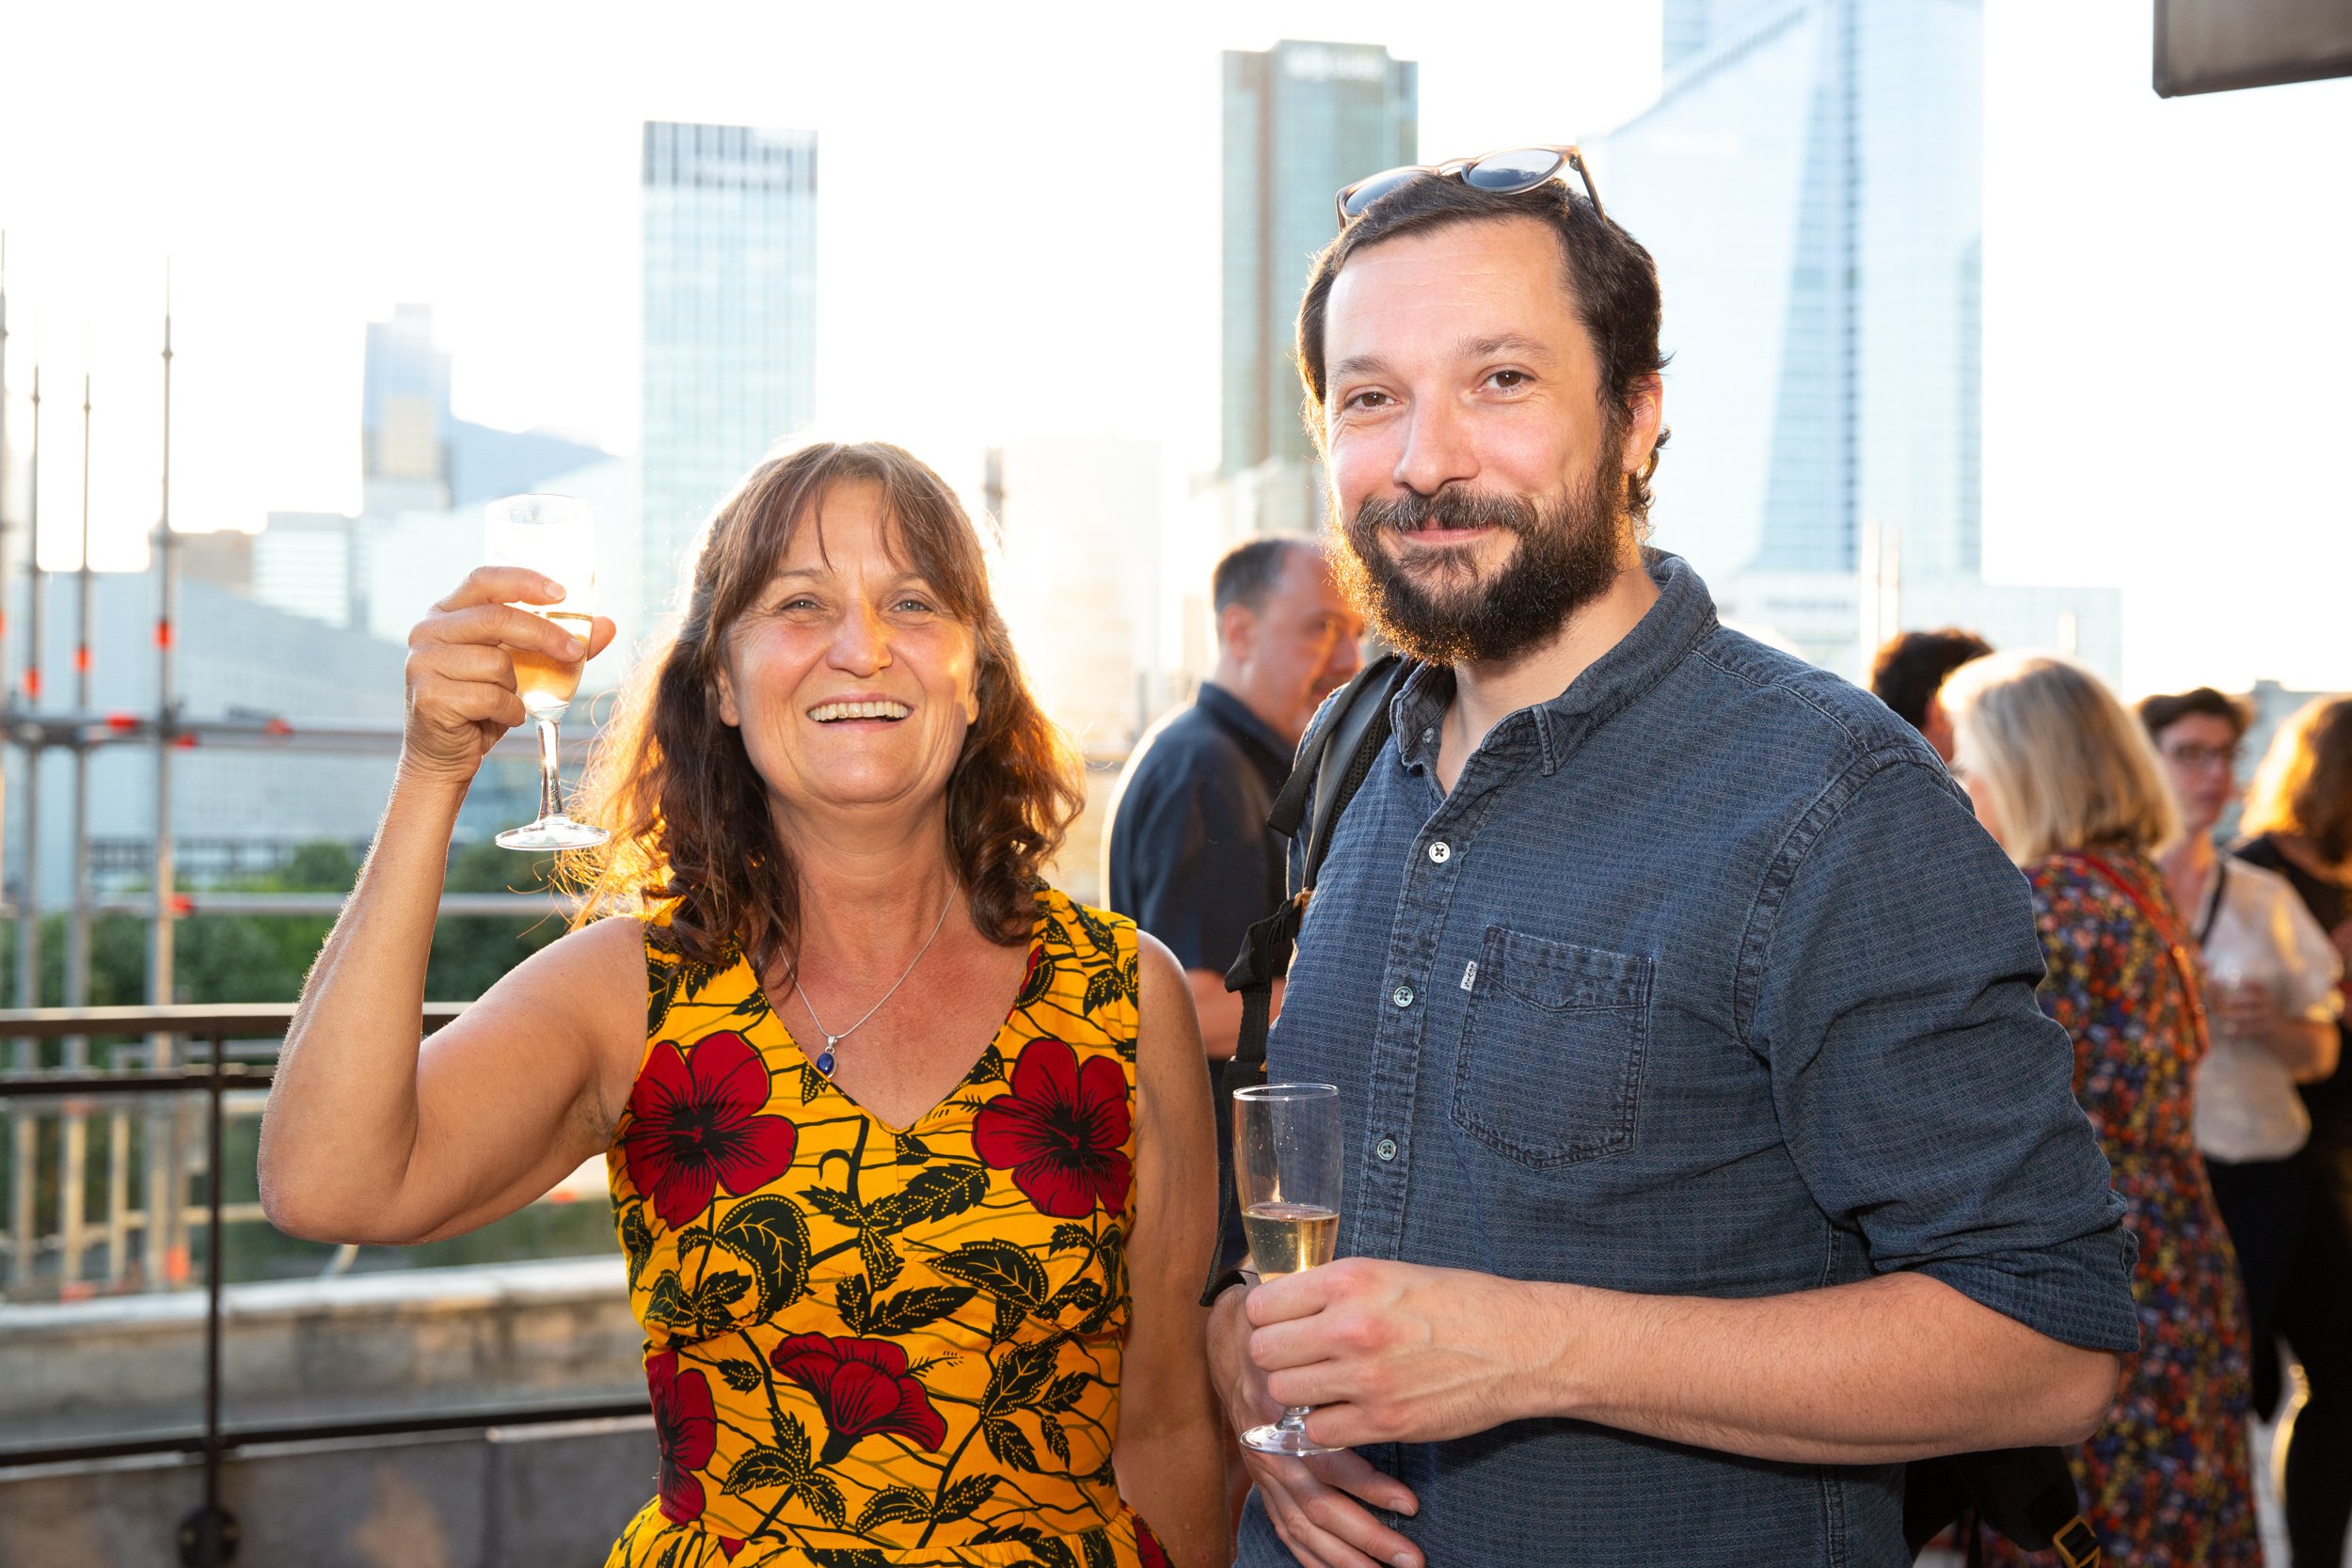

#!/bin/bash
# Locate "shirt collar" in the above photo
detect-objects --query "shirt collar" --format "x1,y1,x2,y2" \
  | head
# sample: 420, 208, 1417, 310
1195, 681, 1295, 769
1389, 549, 1721, 778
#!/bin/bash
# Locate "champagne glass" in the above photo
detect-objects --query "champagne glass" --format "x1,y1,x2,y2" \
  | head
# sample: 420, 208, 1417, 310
485, 494, 609, 851
1234, 1082, 1345, 1456
2206, 954, 2246, 1049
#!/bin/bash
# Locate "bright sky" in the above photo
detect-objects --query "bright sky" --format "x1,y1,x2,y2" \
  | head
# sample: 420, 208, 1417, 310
2, 0, 2346, 697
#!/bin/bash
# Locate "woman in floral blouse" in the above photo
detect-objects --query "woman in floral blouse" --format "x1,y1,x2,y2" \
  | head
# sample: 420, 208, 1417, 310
259, 441, 1226, 1566
1943, 652, 2259, 1567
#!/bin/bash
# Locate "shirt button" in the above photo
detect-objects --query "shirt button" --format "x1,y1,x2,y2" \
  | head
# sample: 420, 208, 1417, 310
1427, 841, 1452, 863
1375, 1137, 1398, 1162
1421, 727, 1437, 744
1391, 984, 1415, 1008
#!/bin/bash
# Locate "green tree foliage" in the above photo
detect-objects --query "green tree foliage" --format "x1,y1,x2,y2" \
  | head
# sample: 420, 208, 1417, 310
2, 840, 572, 1013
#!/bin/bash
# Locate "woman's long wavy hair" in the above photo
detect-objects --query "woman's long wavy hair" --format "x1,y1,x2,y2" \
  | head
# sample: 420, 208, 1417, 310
2242, 695, 2352, 868
567, 440, 1086, 974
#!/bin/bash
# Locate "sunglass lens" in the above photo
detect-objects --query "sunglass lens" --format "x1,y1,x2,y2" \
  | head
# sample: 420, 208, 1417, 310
1464, 149, 1564, 193
1342, 167, 1423, 219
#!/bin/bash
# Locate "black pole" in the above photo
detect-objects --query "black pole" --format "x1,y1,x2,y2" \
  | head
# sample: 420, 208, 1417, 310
176, 1029, 237, 1566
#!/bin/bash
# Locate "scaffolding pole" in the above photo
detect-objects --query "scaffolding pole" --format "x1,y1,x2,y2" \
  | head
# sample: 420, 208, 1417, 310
0, 235, 18, 1291
8, 358, 39, 1290
61, 370, 92, 1288
150, 272, 183, 1283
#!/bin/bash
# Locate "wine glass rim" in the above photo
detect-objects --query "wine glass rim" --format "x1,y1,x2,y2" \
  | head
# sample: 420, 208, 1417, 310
485, 492, 589, 520
1236, 1082, 1339, 1101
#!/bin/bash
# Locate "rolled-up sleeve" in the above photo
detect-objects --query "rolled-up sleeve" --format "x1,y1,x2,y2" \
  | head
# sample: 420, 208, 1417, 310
1746, 755, 2141, 1354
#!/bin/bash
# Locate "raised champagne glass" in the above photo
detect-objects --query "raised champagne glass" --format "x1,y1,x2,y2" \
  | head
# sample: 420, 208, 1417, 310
1234, 1081, 1346, 1456
485, 493, 608, 851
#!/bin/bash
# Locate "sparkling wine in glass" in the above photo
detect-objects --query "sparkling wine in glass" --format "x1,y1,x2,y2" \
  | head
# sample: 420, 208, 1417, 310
1234, 1081, 1345, 1457
485, 494, 608, 851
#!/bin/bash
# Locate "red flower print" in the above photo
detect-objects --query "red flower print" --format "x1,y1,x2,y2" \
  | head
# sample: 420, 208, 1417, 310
771, 1332, 949, 1464
622, 1030, 798, 1227
1135, 1517, 1172, 1568
717, 1541, 746, 1562
647, 1352, 717, 1524
1014, 942, 1055, 1009
972, 1036, 1132, 1218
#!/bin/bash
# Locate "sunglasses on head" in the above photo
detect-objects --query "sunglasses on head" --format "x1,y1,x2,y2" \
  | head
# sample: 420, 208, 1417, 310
1336, 145, 1604, 229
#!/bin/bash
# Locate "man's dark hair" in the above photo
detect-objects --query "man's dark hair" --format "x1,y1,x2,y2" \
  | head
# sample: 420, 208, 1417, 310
1294, 176, 1670, 516
1212, 536, 1312, 618
1869, 628, 1994, 731
2137, 687, 2250, 744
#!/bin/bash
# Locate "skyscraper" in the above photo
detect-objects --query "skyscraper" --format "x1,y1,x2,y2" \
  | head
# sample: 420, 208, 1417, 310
640, 121, 818, 619
1218, 40, 1416, 536
362, 304, 454, 517
1593, 0, 2117, 676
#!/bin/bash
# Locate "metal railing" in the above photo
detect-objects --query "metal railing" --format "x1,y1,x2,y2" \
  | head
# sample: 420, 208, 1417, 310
0, 1004, 647, 1568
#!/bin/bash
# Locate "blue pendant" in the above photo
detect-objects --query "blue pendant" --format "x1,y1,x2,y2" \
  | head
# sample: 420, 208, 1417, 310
816, 1041, 837, 1076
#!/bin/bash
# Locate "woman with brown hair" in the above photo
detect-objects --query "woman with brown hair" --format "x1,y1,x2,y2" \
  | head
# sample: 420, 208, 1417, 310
1942, 653, 2259, 1567
2235, 695, 2352, 1568
258, 441, 1226, 1567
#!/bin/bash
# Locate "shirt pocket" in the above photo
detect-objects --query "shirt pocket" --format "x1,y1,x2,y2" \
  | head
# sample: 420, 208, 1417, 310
1451, 927, 1651, 1170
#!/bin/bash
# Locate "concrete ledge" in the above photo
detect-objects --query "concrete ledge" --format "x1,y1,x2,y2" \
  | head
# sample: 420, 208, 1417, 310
0, 1416, 657, 1568
1, 1256, 644, 1449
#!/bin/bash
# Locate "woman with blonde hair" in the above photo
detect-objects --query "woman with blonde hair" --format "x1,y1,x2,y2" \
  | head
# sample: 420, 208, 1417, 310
1942, 652, 2258, 1567
2234, 695, 2352, 1567
259, 441, 1226, 1567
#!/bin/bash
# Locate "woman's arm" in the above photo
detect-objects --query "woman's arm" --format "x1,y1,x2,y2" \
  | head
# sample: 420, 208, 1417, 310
1113, 933, 1228, 1568
258, 567, 639, 1245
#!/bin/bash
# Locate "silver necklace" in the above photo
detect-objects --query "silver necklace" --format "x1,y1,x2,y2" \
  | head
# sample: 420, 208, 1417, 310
795, 892, 956, 1077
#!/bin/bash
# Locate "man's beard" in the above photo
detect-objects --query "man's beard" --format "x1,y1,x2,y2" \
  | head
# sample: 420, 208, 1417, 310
1330, 457, 1629, 667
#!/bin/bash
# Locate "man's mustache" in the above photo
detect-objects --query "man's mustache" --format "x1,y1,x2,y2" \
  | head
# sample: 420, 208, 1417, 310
1353, 488, 1540, 535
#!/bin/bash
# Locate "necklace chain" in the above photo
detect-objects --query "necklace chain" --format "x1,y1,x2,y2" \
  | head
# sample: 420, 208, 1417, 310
796, 892, 955, 1076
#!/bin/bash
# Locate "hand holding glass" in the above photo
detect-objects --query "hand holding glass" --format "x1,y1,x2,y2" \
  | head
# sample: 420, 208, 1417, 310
485, 494, 608, 851
1234, 1082, 1345, 1456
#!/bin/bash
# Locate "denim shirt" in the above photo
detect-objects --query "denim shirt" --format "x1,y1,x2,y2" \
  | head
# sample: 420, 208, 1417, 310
1237, 553, 2137, 1568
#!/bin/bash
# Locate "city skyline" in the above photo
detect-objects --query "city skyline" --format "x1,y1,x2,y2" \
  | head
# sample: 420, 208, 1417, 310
639, 119, 818, 622
0, 2, 2346, 695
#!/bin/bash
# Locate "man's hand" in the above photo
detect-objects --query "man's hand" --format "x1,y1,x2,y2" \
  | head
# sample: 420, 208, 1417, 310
1209, 1284, 1424, 1568
1246, 1258, 1548, 1449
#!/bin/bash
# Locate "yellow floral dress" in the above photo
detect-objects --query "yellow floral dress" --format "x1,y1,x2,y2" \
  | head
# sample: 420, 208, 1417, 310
603, 887, 1171, 1568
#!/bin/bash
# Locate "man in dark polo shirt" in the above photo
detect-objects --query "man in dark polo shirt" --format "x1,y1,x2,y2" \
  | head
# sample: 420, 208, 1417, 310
1104, 538, 1361, 1251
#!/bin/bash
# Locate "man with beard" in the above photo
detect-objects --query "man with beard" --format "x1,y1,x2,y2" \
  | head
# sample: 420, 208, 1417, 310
1206, 159, 2139, 1568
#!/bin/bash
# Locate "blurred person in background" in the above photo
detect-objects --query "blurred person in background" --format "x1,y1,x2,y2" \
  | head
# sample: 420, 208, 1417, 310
1104, 537, 1360, 1279
260, 441, 1226, 1568
1945, 653, 2260, 1567
1869, 626, 1994, 762
1105, 538, 1361, 1066
2235, 694, 2352, 1567
2140, 688, 2342, 1432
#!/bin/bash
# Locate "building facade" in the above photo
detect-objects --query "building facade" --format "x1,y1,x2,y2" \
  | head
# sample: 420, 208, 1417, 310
1218, 40, 1416, 538
1594, 0, 2120, 678
639, 121, 818, 623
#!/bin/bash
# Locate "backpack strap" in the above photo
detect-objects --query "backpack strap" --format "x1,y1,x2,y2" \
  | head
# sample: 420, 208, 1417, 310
1200, 654, 1409, 1304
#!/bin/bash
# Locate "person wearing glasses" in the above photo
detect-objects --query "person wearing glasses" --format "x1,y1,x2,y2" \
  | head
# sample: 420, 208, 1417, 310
2233, 696, 2352, 1568
1205, 150, 2137, 1568
2140, 688, 2342, 1433
261, 443, 1226, 1568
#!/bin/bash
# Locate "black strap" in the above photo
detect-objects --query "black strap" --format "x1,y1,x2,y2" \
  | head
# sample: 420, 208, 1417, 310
2196, 858, 2227, 948
1200, 655, 1409, 1305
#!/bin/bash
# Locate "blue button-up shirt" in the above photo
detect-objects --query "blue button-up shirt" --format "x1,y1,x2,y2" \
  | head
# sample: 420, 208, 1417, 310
1238, 553, 2137, 1568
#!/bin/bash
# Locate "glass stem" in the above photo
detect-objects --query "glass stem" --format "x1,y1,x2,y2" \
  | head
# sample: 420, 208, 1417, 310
535, 716, 563, 823
1279, 1406, 1312, 1433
